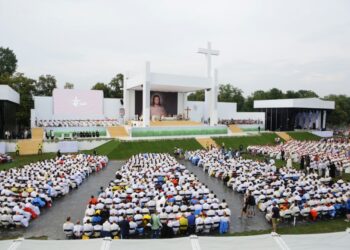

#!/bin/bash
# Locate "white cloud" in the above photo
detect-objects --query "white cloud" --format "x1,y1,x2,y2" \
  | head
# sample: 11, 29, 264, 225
0, 0, 349, 96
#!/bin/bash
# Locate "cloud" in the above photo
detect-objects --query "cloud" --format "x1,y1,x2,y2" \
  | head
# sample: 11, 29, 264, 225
0, 0, 349, 96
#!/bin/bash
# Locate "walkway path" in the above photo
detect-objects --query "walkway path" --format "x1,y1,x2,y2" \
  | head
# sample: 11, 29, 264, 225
181, 160, 271, 233
0, 161, 123, 240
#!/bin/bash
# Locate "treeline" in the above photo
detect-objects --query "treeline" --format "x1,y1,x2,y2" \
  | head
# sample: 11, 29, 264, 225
1, 46, 349, 128
0, 47, 123, 128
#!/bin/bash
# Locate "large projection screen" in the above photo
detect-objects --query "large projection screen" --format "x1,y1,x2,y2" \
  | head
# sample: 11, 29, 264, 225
135, 91, 178, 118
53, 89, 103, 117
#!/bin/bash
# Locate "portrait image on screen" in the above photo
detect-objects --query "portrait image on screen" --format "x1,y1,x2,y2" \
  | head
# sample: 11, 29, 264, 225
135, 91, 177, 118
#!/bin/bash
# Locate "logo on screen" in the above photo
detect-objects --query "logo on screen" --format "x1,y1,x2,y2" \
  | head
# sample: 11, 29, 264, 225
72, 96, 87, 107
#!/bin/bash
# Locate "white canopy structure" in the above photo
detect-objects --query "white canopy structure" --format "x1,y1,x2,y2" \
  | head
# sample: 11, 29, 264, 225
0, 85, 19, 104
123, 42, 220, 127
253, 98, 335, 131
1, 232, 350, 250
124, 61, 219, 127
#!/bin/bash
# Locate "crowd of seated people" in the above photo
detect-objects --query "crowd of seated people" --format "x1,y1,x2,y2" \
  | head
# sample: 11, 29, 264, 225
185, 148, 350, 225
0, 154, 108, 228
247, 139, 350, 174
218, 119, 263, 126
36, 119, 119, 128
63, 153, 230, 239
0, 154, 12, 164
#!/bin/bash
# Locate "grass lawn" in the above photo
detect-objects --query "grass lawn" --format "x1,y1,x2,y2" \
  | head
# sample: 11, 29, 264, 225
241, 153, 290, 168
0, 152, 56, 171
287, 131, 321, 141
225, 218, 350, 236
83, 140, 120, 156
87, 138, 203, 160
213, 133, 282, 150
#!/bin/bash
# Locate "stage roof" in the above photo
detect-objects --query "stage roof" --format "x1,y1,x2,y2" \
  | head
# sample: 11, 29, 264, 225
254, 98, 335, 110
0, 85, 20, 104
126, 72, 211, 93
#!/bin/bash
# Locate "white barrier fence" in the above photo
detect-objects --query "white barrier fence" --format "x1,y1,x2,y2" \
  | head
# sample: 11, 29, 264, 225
0, 232, 349, 250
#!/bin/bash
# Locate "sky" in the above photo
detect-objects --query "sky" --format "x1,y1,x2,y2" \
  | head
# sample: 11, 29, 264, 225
0, 0, 349, 97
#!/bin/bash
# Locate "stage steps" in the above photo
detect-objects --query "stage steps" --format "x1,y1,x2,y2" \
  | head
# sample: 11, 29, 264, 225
275, 131, 292, 141
107, 126, 129, 138
31, 127, 44, 140
18, 139, 42, 155
228, 124, 242, 133
196, 137, 218, 149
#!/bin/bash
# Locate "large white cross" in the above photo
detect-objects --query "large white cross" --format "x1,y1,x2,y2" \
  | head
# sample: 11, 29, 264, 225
198, 42, 220, 78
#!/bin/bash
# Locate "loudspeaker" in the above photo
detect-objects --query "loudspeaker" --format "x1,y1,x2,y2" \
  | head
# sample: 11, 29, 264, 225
120, 99, 124, 105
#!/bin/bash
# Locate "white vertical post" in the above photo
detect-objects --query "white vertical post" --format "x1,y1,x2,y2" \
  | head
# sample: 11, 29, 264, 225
129, 90, 135, 120
317, 111, 322, 130
205, 42, 212, 122
210, 69, 218, 126
143, 61, 151, 127
177, 92, 187, 118
123, 75, 129, 123
198, 42, 219, 123
322, 110, 327, 130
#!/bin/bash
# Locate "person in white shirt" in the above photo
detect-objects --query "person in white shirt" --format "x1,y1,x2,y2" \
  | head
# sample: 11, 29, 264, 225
73, 220, 84, 239
83, 220, 93, 237
102, 220, 111, 237
63, 217, 74, 238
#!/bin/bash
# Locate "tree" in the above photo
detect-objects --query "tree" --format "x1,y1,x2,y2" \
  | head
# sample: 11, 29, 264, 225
187, 90, 205, 101
109, 74, 123, 98
8, 73, 36, 128
267, 88, 284, 99
324, 95, 350, 126
242, 96, 254, 111
34, 74, 57, 96
91, 82, 112, 97
64, 82, 74, 89
218, 84, 245, 110
296, 90, 318, 98
0, 47, 17, 77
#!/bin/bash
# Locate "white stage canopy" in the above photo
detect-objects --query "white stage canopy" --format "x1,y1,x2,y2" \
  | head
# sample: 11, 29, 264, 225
2, 232, 350, 250
254, 98, 335, 110
0, 85, 20, 104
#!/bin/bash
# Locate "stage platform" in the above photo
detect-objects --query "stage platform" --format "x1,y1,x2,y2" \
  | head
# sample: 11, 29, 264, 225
130, 124, 228, 137
150, 120, 202, 127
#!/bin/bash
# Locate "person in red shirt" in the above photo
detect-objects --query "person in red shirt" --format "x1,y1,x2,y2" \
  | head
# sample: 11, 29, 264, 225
89, 195, 98, 205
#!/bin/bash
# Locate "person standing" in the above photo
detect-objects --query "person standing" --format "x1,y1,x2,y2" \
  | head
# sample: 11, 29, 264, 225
271, 203, 280, 234
119, 215, 130, 239
329, 162, 336, 179
151, 212, 162, 239
345, 194, 350, 223
300, 155, 305, 171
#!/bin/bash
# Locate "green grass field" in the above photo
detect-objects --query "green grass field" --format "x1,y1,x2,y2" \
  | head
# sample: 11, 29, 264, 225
287, 131, 321, 141
225, 218, 349, 236
0, 152, 56, 171
213, 133, 282, 149
87, 138, 203, 160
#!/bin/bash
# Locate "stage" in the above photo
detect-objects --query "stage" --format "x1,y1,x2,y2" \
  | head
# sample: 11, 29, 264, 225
150, 120, 202, 126
126, 120, 227, 137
